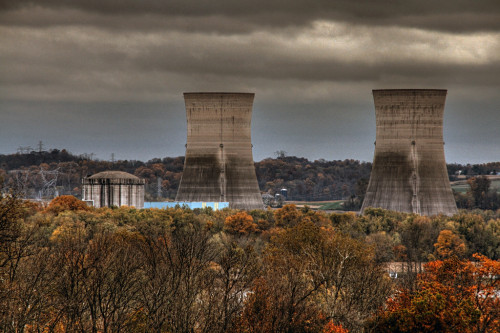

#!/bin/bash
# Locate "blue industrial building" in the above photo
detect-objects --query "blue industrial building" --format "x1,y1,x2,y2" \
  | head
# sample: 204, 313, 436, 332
144, 202, 229, 210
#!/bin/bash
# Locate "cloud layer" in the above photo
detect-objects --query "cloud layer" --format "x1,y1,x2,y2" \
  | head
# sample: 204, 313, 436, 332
1, 1, 499, 163
2, 1, 500, 33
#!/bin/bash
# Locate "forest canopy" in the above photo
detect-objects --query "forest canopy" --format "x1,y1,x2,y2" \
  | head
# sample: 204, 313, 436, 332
1, 186, 499, 332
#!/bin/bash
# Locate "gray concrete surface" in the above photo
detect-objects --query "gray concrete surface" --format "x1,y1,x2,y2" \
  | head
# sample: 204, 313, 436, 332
176, 93, 264, 210
361, 89, 458, 216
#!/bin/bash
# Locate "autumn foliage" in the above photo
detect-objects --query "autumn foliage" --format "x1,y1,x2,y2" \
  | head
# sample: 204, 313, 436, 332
45, 195, 89, 215
375, 255, 500, 332
1, 195, 499, 332
238, 220, 390, 332
224, 212, 257, 235
434, 229, 467, 259
323, 321, 349, 333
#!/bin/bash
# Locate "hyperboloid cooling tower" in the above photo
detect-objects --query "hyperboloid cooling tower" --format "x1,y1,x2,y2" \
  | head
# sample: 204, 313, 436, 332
361, 89, 458, 216
82, 171, 145, 208
175, 93, 264, 210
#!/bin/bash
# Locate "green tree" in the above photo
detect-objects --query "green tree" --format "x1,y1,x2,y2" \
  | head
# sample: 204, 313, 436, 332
468, 176, 491, 209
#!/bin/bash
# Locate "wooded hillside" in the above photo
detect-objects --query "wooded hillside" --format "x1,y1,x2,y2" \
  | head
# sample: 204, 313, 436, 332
1, 149, 499, 206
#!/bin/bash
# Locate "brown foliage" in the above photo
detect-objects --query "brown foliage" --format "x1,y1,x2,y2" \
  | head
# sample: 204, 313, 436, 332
434, 229, 467, 259
45, 195, 90, 215
273, 204, 302, 227
1, 200, 499, 332
224, 212, 257, 235
375, 255, 500, 333
239, 221, 391, 332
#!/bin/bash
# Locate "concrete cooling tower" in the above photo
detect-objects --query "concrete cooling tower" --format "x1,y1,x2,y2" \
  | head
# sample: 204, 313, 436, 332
361, 89, 458, 216
175, 93, 264, 210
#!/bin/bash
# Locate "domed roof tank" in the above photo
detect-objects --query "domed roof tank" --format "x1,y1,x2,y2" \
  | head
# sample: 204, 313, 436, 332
82, 171, 145, 208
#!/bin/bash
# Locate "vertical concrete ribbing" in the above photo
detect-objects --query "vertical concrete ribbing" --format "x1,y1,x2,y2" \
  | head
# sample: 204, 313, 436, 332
361, 89, 458, 216
82, 172, 145, 208
176, 92, 263, 210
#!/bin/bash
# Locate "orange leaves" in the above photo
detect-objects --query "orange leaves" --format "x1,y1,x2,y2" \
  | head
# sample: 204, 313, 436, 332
471, 254, 500, 332
237, 278, 275, 333
273, 204, 302, 227
224, 212, 257, 235
434, 229, 467, 259
45, 195, 89, 215
273, 204, 330, 228
376, 256, 500, 332
323, 321, 349, 333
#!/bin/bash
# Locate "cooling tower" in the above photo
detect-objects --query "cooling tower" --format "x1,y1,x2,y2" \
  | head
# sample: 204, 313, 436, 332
361, 89, 458, 216
176, 93, 264, 210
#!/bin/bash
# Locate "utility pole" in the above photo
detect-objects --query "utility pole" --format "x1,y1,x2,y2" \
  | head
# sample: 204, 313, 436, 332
157, 177, 162, 199
38, 140, 44, 153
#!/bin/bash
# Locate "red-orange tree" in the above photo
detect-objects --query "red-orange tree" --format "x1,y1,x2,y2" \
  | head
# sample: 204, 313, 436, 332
224, 212, 257, 235
45, 195, 90, 215
375, 254, 500, 332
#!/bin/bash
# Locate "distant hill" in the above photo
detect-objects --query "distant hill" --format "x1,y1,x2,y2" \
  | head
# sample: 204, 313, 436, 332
1, 149, 499, 205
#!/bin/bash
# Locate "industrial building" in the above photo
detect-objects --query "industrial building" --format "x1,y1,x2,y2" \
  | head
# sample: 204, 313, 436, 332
144, 202, 229, 210
82, 171, 145, 208
176, 92, 264, 210
361, 89, 458, 216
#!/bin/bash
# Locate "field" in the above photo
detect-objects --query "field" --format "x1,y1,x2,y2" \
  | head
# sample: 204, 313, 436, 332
285, 200, 345, 211
450, 176, 500, 194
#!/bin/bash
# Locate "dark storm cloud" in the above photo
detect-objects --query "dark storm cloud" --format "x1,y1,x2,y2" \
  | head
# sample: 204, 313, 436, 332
2, 22, 499, 104
1, 0, 500, 33
1, 1, 499, 163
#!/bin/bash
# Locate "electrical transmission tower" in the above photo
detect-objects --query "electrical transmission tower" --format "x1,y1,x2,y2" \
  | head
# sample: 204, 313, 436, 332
8, 169, 31, 197
38, 167, 60, 199
37, 140, 44, 153
17, 146, 33, 154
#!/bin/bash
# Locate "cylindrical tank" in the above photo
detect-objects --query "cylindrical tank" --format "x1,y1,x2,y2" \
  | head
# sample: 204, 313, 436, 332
361, 89, 458, 216
176, 92, 263, 210
82, 171, 145, 208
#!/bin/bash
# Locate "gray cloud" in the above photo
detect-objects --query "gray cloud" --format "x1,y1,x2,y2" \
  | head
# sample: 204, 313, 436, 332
1, 1, 500, 33
0, 1, 499, 163
2, 23, 499, 103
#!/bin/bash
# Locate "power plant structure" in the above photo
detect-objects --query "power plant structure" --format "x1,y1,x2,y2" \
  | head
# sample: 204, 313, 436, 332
175, 92, 264, 210
82, 171, 145, 208
361, 89, 458, 216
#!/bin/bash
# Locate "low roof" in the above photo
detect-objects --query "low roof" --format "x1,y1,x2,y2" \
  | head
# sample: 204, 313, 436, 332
87, 171, 140, 180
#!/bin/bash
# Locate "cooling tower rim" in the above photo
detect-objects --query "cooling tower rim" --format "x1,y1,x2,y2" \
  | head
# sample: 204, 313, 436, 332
372, 89, 447, 93
183, 92, 255, 96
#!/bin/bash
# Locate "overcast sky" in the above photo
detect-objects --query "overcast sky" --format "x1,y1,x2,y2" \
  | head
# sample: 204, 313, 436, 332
1, 1, 499, 163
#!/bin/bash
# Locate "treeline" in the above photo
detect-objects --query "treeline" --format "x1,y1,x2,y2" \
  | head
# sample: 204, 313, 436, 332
1, 193, 499, 332
455, 176, 500, 210
447, 162, 500, 179
0, 149, 499, 203
255, 157, 371, 201
0, 150, 184, 201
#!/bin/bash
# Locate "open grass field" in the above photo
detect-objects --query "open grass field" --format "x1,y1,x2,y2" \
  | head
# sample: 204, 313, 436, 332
285, 200, 345, 211
318, 201, 345, 210
450, 176, 500, 194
